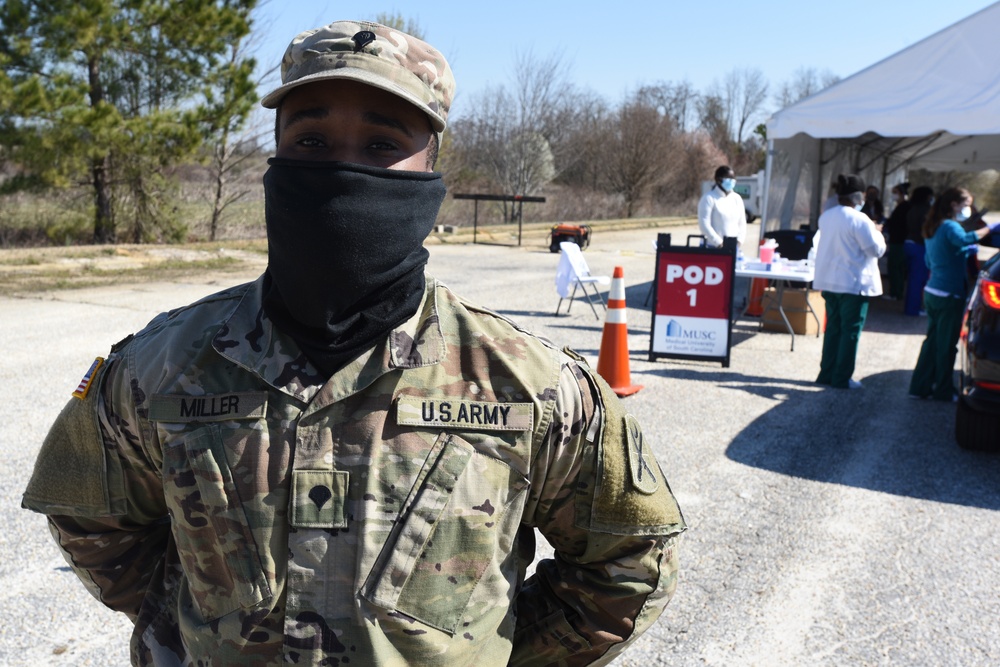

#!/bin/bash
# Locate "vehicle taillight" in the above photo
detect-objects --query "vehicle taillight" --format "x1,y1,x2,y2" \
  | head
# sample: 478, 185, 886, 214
981, 279, 1000, 309
974, 379, 1000, 392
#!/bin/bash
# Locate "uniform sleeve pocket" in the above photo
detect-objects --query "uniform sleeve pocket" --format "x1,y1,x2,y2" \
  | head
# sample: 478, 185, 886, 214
363, 433, 528, 634
164, 425, 271, 622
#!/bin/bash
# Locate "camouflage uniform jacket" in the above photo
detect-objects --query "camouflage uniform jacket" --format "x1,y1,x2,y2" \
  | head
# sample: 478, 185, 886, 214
23, 275, 686, 666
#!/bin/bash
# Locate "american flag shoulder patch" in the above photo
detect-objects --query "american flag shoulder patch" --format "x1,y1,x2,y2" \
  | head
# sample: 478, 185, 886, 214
72, 357, 105, 400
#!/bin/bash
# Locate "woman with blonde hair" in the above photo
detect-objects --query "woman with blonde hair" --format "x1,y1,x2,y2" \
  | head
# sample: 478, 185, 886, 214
909, 187, 1000, 400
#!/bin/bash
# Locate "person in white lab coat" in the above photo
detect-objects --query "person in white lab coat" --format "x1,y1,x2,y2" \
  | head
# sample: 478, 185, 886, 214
812, 173, 886, 390
698, 165, 747, 249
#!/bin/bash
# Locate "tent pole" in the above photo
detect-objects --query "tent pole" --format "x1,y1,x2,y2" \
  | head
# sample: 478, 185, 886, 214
880, 155, 889, 203
761, 139, 774, 242
811, 139, 826, 230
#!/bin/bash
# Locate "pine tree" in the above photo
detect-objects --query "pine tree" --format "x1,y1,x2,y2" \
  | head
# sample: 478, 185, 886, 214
0, 0, 257, 243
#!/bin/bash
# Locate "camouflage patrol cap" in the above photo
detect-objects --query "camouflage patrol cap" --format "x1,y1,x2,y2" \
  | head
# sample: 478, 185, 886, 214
260, 20, 455, 133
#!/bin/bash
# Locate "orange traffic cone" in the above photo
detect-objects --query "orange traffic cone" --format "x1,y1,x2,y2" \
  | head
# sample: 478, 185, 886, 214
746, 239, 770, 316
597, 266, 644, 397
746, 278, 767, 316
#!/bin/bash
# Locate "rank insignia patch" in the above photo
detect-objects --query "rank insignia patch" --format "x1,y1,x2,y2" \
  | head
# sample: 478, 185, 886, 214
72, 357, 104, 400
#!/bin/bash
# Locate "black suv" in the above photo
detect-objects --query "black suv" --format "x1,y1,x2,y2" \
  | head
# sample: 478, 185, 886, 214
957, 250, 1000, 451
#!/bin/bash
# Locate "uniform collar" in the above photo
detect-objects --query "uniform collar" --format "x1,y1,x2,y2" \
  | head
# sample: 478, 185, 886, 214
212, 275, 445, 403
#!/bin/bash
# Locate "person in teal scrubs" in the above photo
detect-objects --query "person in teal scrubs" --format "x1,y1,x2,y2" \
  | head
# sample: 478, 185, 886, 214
909, 187, 1000, 400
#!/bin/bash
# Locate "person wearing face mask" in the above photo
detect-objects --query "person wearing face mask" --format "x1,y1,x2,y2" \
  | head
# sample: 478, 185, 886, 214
882, 182, 911, 301
860, 185, 884, 225
811, 174, 886, 389
21, 20, 685, 667
698, 165, 747, 249
908, 187, 1000, 401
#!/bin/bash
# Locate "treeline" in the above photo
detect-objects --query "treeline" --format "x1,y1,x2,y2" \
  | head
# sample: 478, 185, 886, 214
0, 4, 843, 247
440, 57, 840, 226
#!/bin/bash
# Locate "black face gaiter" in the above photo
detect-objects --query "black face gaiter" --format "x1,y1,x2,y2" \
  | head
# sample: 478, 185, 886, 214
262, 158, 446, 377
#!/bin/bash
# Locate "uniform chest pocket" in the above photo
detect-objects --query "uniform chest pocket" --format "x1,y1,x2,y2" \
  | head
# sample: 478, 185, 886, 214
163, 425, 272, 622
362, 433, 529, 634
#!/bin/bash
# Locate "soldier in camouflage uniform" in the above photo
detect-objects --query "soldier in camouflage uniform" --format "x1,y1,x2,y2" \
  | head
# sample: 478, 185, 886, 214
23, 20, 685, 666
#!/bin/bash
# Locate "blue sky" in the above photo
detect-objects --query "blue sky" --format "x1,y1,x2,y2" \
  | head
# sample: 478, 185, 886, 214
252, 0, 998, 121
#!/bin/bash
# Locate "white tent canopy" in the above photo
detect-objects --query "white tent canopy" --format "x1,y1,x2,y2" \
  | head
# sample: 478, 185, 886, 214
762, 1, 1000, 232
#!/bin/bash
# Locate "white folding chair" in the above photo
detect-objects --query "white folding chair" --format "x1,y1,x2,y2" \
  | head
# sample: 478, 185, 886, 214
555, 241, 610, 319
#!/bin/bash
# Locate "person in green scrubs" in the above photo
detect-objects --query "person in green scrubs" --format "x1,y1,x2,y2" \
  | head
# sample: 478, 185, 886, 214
909, 187, 1000, 400
812, 174, 886, 390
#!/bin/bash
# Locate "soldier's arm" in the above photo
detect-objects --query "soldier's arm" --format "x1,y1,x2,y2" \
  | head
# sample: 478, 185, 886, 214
23, 355, 169, 620
511, 362, 686, 666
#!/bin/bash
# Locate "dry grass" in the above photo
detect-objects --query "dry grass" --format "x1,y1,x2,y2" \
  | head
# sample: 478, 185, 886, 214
0, 240, 267, 293
0, 216, 693, 294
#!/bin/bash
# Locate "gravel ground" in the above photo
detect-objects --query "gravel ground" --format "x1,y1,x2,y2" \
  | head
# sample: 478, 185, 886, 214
3, 224, 999, 666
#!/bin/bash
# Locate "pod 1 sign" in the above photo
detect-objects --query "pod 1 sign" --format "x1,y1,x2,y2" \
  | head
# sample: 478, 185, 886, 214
648, 233, 737, 367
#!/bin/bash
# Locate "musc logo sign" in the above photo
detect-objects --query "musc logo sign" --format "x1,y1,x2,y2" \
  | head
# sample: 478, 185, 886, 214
665, 319, 718, 340
649, 243, 735, 365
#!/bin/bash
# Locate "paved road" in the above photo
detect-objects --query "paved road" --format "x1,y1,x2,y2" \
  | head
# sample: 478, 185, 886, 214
3, 226, 999, 666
